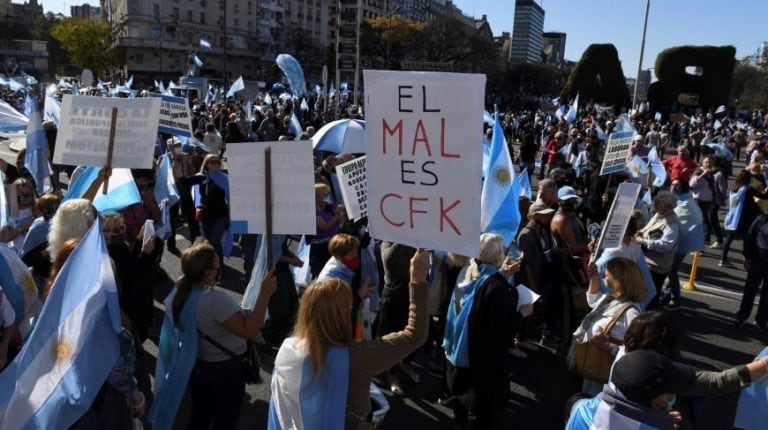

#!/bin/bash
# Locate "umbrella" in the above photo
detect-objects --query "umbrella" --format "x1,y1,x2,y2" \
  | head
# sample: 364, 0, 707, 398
272, 82, 285, 92
312, 119, 366, 154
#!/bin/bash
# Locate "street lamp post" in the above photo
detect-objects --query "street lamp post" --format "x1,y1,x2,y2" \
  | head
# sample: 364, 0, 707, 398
632, 0, 651, 110
219, 0, 229, 86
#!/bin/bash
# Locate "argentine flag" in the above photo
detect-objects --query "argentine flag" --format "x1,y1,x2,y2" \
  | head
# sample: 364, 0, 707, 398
43, 87, 61, 126
227, 76, 245, 98
734, 347, 768, 430
64, 166, 142, 213
647, 146, 667, 188
23, 96, 52, 195
0, 243, 40, 337
268, 337, 350, 430
565, 93, 579, 124
0, 219, 122, 429
517, 169, 532, 199
481, 112, 521, 246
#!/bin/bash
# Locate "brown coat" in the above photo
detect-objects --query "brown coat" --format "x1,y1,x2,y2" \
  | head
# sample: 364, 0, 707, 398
345, 282, 428, 429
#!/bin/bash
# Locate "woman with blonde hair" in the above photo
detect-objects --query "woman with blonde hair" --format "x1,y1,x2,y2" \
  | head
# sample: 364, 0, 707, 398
571, 257, 644, 395
269, 249, 430, 430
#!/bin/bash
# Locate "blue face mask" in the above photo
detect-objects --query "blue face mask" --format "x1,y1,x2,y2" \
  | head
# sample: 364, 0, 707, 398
321, 193, 333, 204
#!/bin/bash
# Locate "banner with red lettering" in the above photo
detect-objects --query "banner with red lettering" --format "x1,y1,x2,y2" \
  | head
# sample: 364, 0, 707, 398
364, 71, 485, 257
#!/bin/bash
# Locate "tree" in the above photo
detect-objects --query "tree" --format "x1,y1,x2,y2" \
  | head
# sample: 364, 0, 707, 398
51, 18, 118, 77
360, 15, 425, 68
730, 63, 768, 110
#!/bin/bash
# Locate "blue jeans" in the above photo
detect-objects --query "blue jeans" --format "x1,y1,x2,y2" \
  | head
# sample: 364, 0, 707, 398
663, 253, 687, 303
201, 216, 227, 258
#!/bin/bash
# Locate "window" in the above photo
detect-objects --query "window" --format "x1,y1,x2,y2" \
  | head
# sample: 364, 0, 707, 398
128, 0, 140, 14
153, 3, 160, 17
135, 53, 144, 64
200, 12, 205, 24
173, 7, 180, 19
187, 10, 193, 21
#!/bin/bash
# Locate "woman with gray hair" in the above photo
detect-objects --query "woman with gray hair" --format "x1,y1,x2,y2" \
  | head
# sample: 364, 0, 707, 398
636, 190, 681, 309
47, 198, 97, 261
442, 233, 533, 429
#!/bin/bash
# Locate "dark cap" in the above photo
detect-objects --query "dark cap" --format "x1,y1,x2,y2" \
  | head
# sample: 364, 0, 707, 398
612, 349, 696, 402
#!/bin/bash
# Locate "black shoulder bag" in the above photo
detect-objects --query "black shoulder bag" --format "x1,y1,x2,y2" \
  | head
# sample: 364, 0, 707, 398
197, 329, 262, 384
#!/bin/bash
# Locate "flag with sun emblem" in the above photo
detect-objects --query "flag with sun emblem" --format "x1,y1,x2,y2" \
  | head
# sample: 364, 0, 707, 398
0, 243, 41, 339
481, 112, 521, 246
0, 219, 122, 429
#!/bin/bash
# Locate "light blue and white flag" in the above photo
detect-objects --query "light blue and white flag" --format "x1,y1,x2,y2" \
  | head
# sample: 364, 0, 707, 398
517, 169, 532, 199
483, 110, 495, 125
0, 76, 25, 92
199, 36, 212, 51
654, 112, 662, 121
481, 112, 520, 246
264, 93, 273, 106
288, 112, 302, 138
290, 236, 312, 288
268, 336, 349, 430
64, 167, 142, 213
725, 186, 746, 231
616, 114, 637, 135
734, 347, 768, 430
242, 234, 284, 311
0, 172, 10, 227
43, 87, 61, 126
647, 146, 667, 188
227, 76, 245, 98
714, 119, 722, 130
23, 95, 52, 195
0, 242, 40, 335
565, 93, 579, 124
71, 84, 79, 96
300, 98, 309, 111
190, 52, 204, 68
555, 104, 566, 120
0, 99, 27, 132
594, 124, 608, 141
154, 153, 180, 208
158, 80, 166, 94
0, 219, 122, 430
625, 155, 648, 180
244, 100, 254, 122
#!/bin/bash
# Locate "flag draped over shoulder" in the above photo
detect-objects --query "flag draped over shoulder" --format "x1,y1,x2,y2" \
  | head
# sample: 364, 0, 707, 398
24, 95, 52, 195
43, 88, 61, 126
0, 219, 122, 430
149, 288, 202, 430
0, 99, 28, 132
0, 243, 40, 336
481, 112, 521, 246
734, 347, 768, 430
268, 336, 350, 430
724, 186, 746, 231
64, 166, 142, 214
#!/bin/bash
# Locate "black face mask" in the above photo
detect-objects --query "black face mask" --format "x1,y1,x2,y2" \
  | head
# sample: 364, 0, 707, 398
110, 234, 127, 245
560, 201, 577, 212
555, 179, 567, 188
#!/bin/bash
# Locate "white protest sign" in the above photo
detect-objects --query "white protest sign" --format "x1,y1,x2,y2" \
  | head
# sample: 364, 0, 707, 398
596, 182, 642, 250
227, 141, 315, 234
53, 95, 161, 168
364, 70, 485, 257
149, 93, 194, 137
335, 156, 368, 221
599, 131, 634, 175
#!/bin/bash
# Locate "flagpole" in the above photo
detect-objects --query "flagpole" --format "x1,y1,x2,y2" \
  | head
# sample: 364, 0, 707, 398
632, 0, 651, 110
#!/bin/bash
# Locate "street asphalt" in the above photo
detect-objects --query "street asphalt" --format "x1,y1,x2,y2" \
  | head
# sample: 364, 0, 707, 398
1, 133, 766, 429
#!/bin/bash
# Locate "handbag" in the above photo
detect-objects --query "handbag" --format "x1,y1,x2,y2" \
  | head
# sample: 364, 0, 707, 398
569, 303, 635, 383
198, 329, 262, 384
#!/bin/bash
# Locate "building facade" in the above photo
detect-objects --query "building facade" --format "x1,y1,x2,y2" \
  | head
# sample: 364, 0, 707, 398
542, 31, 565, 67
510, 0, 544, 64
71, 3, 102, 20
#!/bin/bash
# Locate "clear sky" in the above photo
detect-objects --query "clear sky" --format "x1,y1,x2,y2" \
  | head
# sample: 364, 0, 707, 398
40, 0, 767, 79
454, 0, 768, 78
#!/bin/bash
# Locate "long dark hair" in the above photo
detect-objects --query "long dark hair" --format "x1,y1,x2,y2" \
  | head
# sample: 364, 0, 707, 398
732, 169, 751, 192
172, 239, 217, 327
624, 311, 680, 359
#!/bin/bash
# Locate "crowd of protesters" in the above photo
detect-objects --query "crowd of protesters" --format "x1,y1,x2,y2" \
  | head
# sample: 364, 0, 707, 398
1, 79, 767, 430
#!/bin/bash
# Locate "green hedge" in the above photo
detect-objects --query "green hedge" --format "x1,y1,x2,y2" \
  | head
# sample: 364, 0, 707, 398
560, 44, 631, 110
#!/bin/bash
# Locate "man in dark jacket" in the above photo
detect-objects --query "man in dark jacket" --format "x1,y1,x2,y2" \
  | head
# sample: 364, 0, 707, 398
736, 212, 768, 330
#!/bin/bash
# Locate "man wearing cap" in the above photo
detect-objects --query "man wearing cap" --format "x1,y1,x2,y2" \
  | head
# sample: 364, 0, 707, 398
517, 201, 557, 343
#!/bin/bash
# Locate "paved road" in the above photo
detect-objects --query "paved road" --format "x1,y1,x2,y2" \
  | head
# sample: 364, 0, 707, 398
2, 134, 766, 429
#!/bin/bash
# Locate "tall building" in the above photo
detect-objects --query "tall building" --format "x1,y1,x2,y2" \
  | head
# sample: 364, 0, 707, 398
510, 0, 544, 64
103, 0, 291, 81
542, 31, 565, 67
71, 3, 102, 20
